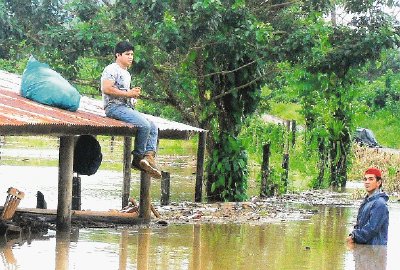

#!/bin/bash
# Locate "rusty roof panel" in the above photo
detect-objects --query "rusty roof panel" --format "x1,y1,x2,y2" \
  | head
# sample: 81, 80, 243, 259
0, 89, 135, 136
0, 70, 206, 138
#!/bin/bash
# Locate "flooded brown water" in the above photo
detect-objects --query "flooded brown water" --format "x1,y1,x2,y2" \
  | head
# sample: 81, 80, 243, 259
1, 140, 400, 269
0, 205, 399, 269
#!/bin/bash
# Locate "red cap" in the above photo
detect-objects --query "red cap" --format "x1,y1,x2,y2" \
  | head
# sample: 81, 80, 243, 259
365, 168, 382, 178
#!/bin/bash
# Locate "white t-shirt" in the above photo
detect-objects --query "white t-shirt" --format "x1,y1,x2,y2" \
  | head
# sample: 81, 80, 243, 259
101, 63, 135, 109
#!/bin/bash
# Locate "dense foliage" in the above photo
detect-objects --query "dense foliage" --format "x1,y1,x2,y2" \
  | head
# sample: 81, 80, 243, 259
0, 0, 399, 200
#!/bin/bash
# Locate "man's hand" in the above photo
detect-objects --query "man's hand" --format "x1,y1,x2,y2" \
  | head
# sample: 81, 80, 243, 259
346, 235, 355, 249
101, 79, 141, 98
128, 87, 141, 98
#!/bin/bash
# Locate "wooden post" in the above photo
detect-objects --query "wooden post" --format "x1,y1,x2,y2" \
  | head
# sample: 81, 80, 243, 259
160, 171, 170, 206
282, 153, 289, 192
260, 143, 271, 197
195, 132, 206, 202
139, 171, 151, 221
281, 120, 291, 193
122, 136, 132, 208
57, 136, 74, 231
72, 176, 81, 210
291, 120, 297, 147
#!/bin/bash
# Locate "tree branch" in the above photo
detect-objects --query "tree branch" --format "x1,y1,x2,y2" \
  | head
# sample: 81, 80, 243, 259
202, 59, 260, 78
211, 76, 264, 101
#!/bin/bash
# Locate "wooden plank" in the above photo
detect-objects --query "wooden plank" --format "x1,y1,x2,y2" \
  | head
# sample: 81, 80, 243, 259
10, 207, 141, 225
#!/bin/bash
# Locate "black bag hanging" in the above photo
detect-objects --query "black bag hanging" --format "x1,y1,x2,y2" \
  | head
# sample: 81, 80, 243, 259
73, 135, 103, 176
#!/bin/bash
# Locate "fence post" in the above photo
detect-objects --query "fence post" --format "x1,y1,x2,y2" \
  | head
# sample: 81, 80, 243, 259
160, 171, 170, 206
291, 120, 297, 147
195, 132, 206, 202
281, 120, 291, 193
260, 143, 271, 197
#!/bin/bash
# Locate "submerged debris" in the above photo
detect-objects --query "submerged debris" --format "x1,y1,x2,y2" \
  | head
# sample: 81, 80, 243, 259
152, 190, 355, 225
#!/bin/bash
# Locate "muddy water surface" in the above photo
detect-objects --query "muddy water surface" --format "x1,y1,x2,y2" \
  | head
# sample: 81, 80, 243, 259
0, 205, 399, 269
0, 142, 399, 269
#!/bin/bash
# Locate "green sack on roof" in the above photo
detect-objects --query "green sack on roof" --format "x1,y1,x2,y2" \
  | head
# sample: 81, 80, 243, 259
20, 56, 81, 112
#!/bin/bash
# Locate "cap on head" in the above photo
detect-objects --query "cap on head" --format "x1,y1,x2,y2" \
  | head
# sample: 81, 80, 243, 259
365, 168, 382, 178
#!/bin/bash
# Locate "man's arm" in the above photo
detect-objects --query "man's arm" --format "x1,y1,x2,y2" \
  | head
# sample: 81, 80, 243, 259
102, 79, 140, 98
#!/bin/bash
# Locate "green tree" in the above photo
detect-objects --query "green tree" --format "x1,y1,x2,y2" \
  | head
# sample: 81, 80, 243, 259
291, 1, 399, 187
131, 0, 272, 201
1, 0, 398, 199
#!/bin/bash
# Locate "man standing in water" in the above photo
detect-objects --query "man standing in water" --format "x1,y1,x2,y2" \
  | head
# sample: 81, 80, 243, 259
347, 168, 389, 245
101, 41, 161, 179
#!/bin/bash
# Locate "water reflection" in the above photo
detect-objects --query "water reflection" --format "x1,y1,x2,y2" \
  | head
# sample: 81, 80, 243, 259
55, 230, 71, 270
0, 206, 399, 269
137, 228, 151, 270
0, 237, 18, 269
119, 230, 129, 270
190, 224, 201, 270
352, 245, 387, 270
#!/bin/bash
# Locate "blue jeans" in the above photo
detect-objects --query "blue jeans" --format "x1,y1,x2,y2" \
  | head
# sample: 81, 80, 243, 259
105, 103, 158, 156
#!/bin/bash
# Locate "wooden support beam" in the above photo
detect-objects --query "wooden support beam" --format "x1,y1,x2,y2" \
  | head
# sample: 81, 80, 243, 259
57, 136, 74, 231
139, 171, 151, 221
122, 136, 132, 208
195, 132, 207, 202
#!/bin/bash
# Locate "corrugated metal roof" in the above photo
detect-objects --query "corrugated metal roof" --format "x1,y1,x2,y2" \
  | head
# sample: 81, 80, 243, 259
0, 70, 205, 139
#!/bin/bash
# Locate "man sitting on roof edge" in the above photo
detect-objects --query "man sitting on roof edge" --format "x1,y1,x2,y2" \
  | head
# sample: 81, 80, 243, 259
101, 41, 162, 179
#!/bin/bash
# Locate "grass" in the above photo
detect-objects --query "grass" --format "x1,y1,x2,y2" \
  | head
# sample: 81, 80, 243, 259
247, 101, 400, 193
0, 135, 199, 172
1, 105, 399, 197
350, 145, 400, 194
269, 102, 304, 125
